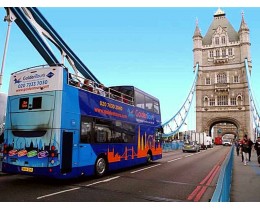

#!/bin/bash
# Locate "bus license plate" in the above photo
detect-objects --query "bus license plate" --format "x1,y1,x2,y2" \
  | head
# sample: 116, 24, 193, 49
21, 167, 33, 172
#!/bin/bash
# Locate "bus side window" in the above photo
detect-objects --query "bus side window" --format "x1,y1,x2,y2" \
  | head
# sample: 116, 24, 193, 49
80, 116, 93, 143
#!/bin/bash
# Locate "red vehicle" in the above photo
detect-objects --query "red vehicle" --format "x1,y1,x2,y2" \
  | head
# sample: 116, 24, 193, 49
214, 137, 222, 145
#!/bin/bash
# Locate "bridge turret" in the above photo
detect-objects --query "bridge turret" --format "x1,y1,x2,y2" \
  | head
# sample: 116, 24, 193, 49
192, 19, 202, 72
239, 12, 251, 74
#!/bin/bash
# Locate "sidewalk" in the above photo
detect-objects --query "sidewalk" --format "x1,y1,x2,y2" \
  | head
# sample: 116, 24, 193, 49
230, 149, 260, 202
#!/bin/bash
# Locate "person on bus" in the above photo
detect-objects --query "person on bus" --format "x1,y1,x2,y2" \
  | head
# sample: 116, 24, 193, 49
82, 79, 94, 92
96, 84, 106, 97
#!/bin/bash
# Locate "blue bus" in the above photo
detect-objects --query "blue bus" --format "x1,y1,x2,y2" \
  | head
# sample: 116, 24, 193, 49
2, 65, 163, 179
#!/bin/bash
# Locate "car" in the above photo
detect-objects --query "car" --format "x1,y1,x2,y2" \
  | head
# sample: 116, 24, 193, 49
222, 139, 232, 146
183, 141, 200, 153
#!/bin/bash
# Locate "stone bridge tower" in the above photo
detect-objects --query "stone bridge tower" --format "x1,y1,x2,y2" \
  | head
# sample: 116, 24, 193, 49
193, 8, 253, 140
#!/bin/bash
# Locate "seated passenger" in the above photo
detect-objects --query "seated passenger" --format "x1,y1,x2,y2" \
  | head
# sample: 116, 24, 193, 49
82, 79, 94, 92
96, 84, 106, 97
69, 73, 82, 88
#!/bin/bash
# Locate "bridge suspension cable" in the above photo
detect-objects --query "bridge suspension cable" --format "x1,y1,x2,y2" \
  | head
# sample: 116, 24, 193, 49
162, 63, 199, 137
4, 7, 100, 84
245, 59, 260, 135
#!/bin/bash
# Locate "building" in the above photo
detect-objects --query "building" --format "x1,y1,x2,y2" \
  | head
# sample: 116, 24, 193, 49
193, 8, 253, 140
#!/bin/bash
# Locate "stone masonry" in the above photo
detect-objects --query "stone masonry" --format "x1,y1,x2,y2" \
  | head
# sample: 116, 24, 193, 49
193, 8, 253, 140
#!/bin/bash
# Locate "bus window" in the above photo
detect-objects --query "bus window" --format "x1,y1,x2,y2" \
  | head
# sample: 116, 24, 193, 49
154, 100, 160, 114
135, 91, 145, 109
145, 96, 153, 112
94, 118, 112, 143
32, 97, 42, 109
80, 116, 93, 143
19, 98, 29, 110
111, 130, 122, 143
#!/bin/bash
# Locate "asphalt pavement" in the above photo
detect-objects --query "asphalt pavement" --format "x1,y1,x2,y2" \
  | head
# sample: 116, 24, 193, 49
2, 147, 260, 201
230, 148, 260, 202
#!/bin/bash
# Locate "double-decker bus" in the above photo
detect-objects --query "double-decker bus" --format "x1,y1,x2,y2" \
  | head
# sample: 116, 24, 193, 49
2, 65, 163, 179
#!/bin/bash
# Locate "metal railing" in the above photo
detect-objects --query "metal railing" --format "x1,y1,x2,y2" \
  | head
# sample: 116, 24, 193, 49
162, 141, 184, 152
211, 145, 234, 202
69, 73, 134, 105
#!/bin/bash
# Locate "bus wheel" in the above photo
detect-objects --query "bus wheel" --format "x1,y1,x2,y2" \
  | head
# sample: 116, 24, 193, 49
95, 156, 107, 177
147, 152, 152, 164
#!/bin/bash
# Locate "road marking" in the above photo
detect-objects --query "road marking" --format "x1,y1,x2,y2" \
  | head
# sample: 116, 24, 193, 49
186, 151, 227, 202
86, 176, 120, 186
193, 186, 207, 202
37, 176, 120, 200
187, 186, 202, 201
185, 154, 194, 158
199, 164, 218, 185
130, 164, 161, 174
168, 157, 182, 163
37, 187, 80, 200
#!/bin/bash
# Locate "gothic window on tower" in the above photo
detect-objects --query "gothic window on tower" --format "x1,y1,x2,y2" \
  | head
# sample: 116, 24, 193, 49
216, 49, 220, 57
209, 98, 215, 106
230, 97, 237, 106
217, 73, 227, 83
221, 36, 226, 44
205, 77, 211, 85
217, 95, 228, 106
222, 49, 226, 57
215, 37, 219, 45
209, 50, 214, 58
228, 48, 233, 56
233, 75, 239, 83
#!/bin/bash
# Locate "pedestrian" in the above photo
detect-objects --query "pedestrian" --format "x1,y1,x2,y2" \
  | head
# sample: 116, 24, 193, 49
235, 140, 240, 156
239, 139, 244, 162
241, 135, 250, 166
254, 136, 260, 166
248, 138, 254, 161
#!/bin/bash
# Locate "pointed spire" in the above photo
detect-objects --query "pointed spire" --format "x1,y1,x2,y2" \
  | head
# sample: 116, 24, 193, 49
239, 10, 249, 32
214, 8, 225, 17
193, 17, 202, 38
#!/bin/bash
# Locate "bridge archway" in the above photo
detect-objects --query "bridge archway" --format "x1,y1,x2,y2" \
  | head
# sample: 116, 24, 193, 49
204, 117, 241, 139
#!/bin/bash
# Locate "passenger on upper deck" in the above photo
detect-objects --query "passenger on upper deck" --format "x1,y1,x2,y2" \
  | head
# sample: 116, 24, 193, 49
95, 84, 106, 97
69, 73, 81, 88
82, 79, 94, 92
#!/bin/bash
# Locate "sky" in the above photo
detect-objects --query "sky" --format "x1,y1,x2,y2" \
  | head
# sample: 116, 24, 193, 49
1, 3, 260, 131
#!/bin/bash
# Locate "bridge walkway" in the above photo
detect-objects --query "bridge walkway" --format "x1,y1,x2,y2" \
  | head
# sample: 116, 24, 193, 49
230, 148, 260, 202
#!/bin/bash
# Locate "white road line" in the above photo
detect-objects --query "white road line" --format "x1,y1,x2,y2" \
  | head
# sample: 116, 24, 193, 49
86, 176, 120, 187
185, 154, 194, 158
37, 176, 120, 200
167, 157, 182, 163
37, 187, 80, 200
130, 164, 161, 174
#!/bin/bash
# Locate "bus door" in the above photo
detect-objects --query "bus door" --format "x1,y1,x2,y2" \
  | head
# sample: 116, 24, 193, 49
61, 131, 73, 173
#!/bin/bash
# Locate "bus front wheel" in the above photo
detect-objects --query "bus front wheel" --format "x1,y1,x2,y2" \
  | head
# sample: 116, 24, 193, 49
95, 156, 107, 177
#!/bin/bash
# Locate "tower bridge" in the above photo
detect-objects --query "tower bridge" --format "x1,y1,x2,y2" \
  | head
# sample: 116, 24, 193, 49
163, 8, 260, 141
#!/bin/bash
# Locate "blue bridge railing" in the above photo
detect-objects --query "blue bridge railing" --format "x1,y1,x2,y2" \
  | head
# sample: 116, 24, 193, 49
211, 145, 234, 202
162, 141, 184, 152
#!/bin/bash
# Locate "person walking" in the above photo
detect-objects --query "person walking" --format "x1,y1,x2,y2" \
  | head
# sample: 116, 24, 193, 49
248, 138, 254, 161
241, 135, 250, 166
235, 140, 240, 156
254, 136, 260, 166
